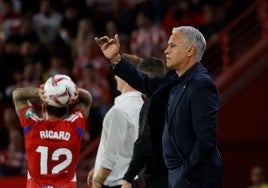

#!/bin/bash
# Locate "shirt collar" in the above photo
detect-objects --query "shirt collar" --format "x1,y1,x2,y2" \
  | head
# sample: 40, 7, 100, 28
114, 91, 142, 104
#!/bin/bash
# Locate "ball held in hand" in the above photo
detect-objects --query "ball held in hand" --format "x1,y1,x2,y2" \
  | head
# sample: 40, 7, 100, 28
43, 74, 76, 107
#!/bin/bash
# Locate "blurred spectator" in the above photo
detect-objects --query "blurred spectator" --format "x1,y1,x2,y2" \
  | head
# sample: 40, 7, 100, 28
8, 13, 49, 67
105, 19, 120, 38
223, 0, 252, 23
71, 17, 113, 120
18, 13, 39, 43
55, 19, 73, 47
33, 0, 63, 45
20, 33, 48, 66
43, 54, 71, 81
102, 0, 136, 36
199, 5, 223, 40
8, 0, 21, 13
119, 35, 131, 55
0, 105, 9, 153
248, 165, 268, 188
51, 19, 73, 69
130, 3, 167, 60
162, 0, 205, 35
5, 63, 41, 99
77, 64, 113, 140
71, 18, 95, 65
20, 63, 42, 86
72, 18, 110, 85
19, 0, 39, 15
32, 61, 46, 84
61, 1, 81, 39
104, 19, 131, 55
77, 64, 112, 115
0, 0, 22, 39
0, 106, 25, 176
0, 35, 24, 100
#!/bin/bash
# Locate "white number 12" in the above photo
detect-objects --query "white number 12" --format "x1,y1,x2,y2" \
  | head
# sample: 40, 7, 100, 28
36, 146, 72, 174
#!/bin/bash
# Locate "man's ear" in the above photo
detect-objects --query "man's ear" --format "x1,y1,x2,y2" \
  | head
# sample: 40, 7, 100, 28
187, 46, 195, 57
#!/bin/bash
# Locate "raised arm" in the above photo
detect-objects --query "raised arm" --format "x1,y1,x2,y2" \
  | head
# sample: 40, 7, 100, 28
12, 87, 40, 116
95, 34, 160, 96
95, 34, 122, 64
74, 88, 92, 117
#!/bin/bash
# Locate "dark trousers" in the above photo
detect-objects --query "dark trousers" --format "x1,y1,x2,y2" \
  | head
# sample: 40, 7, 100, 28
144, 174, 168, 188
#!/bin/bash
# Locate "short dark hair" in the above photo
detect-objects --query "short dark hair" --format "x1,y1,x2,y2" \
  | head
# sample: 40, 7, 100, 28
137, 57, 165, 78
46, 104, 68, 118
122, 53, 144, 67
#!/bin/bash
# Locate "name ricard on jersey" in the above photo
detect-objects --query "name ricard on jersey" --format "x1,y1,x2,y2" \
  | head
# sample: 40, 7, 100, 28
40, 130, 71, 141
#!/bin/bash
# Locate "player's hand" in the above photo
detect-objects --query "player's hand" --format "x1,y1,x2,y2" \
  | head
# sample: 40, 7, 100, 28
69, 85, 78, 105
92, 181, 102, 188
87, 168, 94, 187
121, 180, 132, 188
95, 34, 120, 62
39, 84, 47, 103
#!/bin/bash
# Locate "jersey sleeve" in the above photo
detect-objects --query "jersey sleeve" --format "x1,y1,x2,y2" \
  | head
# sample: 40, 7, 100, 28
65, 108, 87, 132
19, 105, 41, 128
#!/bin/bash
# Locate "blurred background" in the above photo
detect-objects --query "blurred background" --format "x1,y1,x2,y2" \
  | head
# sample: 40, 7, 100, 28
0, 0, 267, 187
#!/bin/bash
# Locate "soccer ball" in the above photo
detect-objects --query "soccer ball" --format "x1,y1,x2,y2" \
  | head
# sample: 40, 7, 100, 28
43, 74, 77, 107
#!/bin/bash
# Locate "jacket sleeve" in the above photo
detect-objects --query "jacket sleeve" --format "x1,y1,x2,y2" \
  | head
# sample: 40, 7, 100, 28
123, 139, 148, 182
124, 103, 152, 182
113, 58, 160, 96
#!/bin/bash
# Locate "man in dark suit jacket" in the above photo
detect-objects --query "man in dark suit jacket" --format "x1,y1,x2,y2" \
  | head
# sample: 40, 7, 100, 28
95, 26, 224, 188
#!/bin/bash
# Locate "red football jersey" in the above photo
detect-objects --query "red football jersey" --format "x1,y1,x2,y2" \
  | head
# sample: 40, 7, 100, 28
19, 105, 86, 188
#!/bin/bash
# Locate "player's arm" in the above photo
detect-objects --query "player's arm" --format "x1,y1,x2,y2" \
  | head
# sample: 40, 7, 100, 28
12, 87, 39, 116
93, 167, 111, 187
74, 88, 92, 117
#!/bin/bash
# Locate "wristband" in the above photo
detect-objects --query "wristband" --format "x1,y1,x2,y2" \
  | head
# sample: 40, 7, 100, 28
93, 175, 105, 184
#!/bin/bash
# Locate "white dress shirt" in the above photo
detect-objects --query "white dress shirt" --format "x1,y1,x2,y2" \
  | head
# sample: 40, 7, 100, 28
93, 91, 143, 186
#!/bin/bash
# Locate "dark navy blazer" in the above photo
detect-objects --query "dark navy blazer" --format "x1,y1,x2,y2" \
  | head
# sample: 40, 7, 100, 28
113, 58, 224, 188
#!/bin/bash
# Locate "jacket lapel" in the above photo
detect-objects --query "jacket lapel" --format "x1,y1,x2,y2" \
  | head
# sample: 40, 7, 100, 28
168, 82, 187, 125
168, 63, 204, 124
